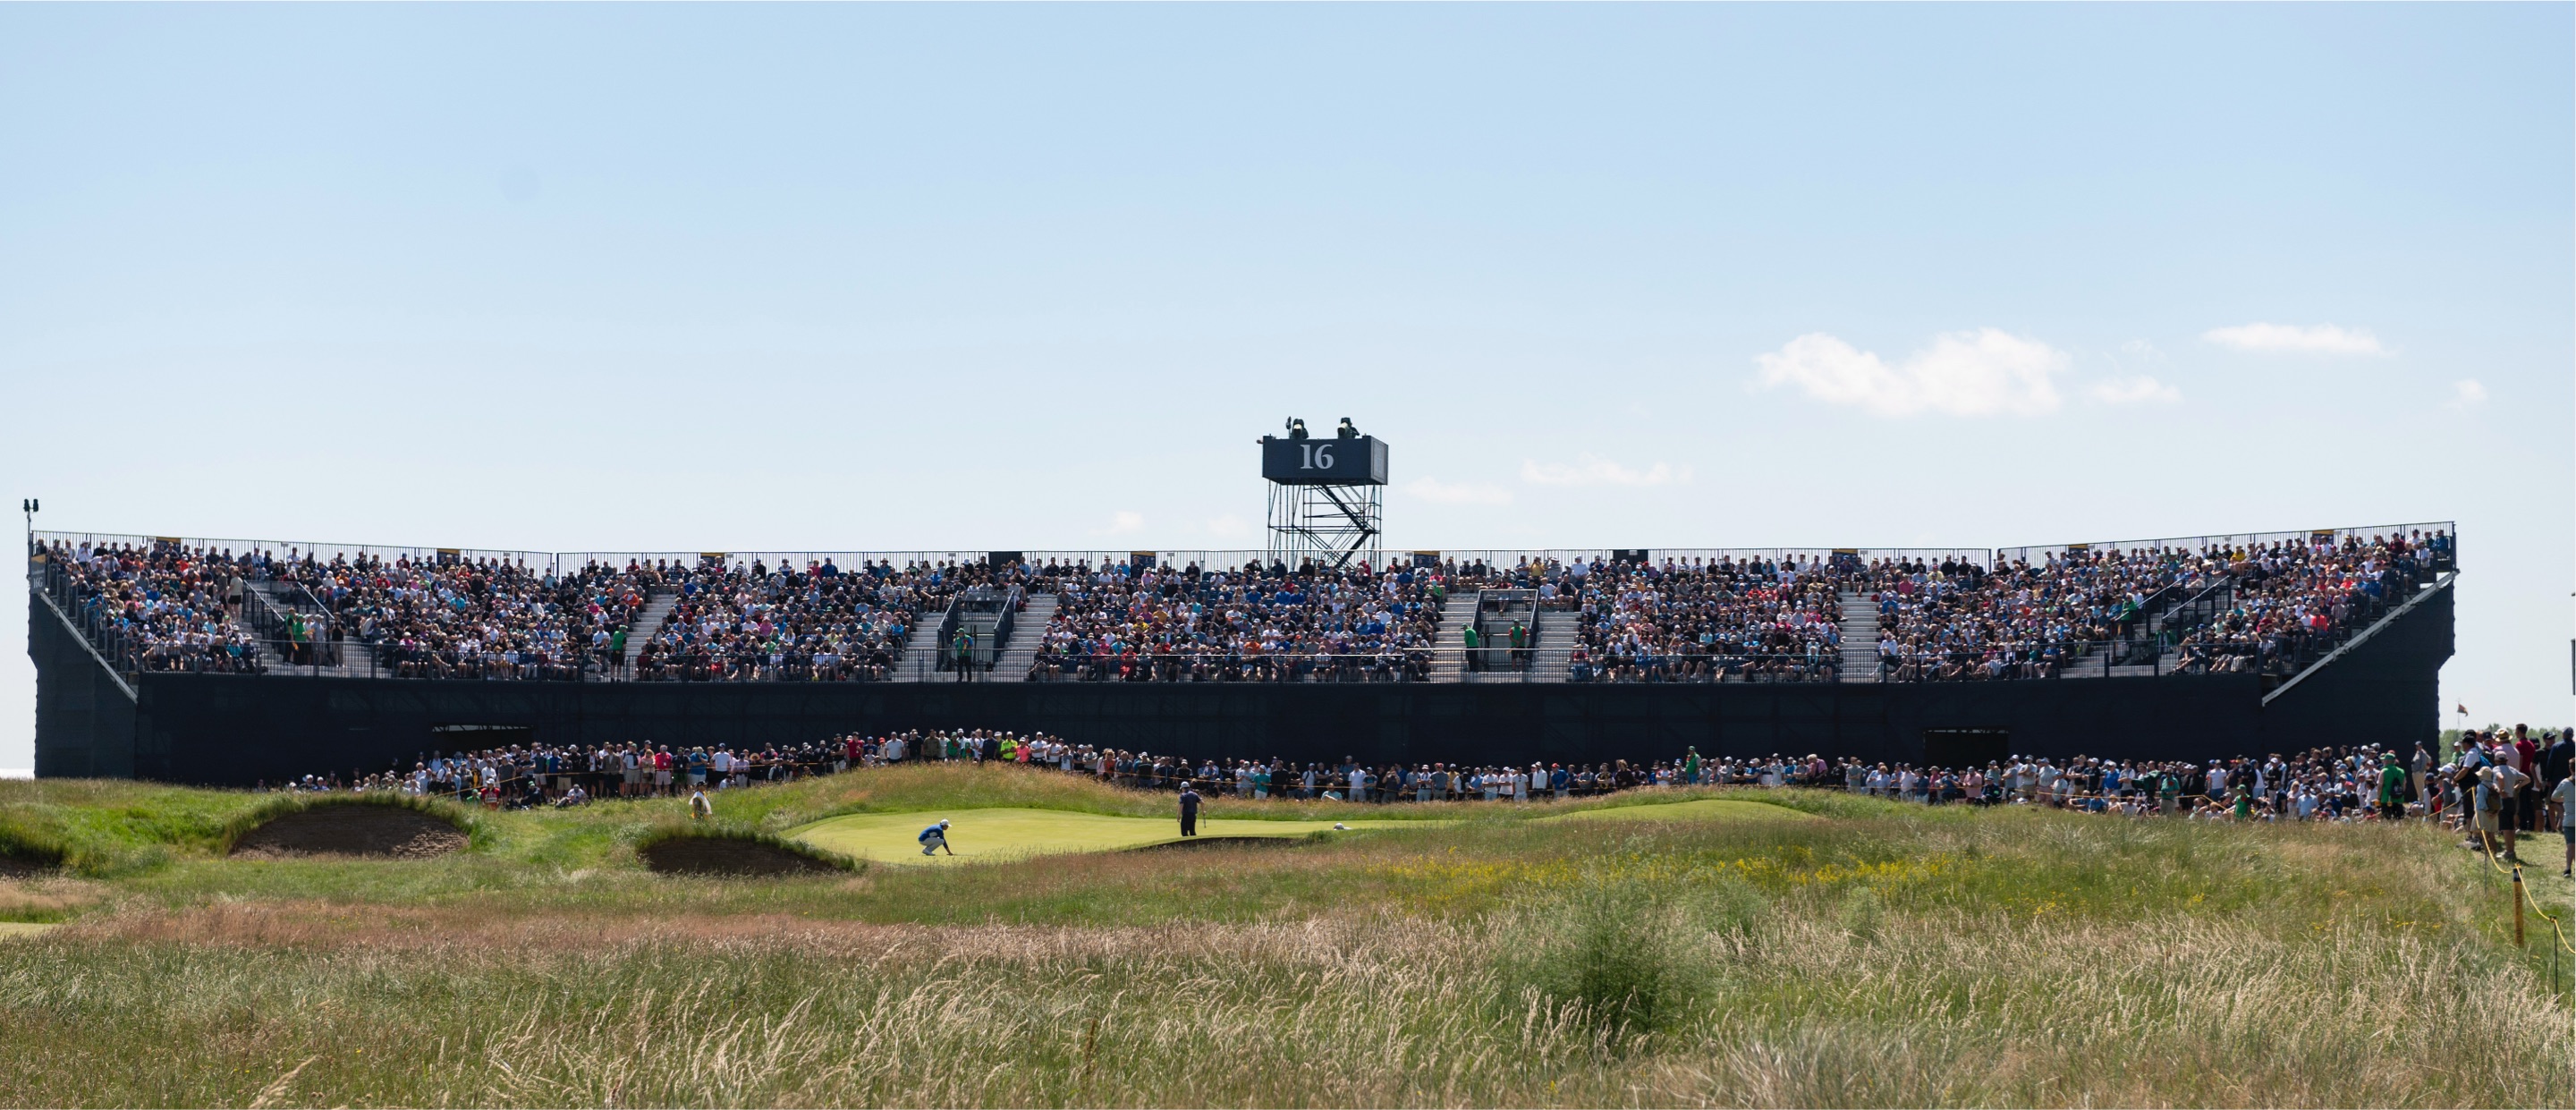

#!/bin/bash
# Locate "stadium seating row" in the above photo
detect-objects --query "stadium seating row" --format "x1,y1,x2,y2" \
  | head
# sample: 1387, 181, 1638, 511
29, 528, 2453, 687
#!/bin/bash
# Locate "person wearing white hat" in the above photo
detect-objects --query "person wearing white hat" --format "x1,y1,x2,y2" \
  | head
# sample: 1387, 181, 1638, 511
919, 818, 953, 856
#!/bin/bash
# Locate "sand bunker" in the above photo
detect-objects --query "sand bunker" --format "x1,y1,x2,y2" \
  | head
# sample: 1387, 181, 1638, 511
639, 835, 844, 877
230, 805, 469, 860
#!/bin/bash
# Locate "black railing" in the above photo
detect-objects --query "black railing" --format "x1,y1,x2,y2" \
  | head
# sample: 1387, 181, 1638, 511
1571, 648, 1843, 684
1025, 650, 1435, 683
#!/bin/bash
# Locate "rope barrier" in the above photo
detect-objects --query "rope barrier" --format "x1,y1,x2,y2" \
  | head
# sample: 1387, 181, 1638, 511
2474, 831, 2576, 955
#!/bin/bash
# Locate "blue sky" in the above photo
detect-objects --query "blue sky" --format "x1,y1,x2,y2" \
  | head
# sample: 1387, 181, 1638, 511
4, 4, 2568, 768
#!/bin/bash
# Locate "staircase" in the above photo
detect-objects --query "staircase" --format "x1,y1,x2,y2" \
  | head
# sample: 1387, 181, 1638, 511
1837, 591, 1880, 683
1530, 611, 1579, 682
989, 593, 1058, 682
1474, 589, 1538, 678
2086, 580, 2231, 677
242, 580, 339, 674
606, 589, 682, 678
893, 602, 954, 682
1428, 590, 1479, 682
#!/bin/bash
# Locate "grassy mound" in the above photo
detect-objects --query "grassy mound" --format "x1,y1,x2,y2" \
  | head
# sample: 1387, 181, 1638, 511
632, 825, 854, 877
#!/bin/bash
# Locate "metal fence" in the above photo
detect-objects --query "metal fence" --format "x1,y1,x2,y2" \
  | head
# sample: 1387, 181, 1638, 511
1994, 521, 2457, 567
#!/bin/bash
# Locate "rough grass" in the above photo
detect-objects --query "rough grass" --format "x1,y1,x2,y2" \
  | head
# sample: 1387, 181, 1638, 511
0, 767, 2567, 1106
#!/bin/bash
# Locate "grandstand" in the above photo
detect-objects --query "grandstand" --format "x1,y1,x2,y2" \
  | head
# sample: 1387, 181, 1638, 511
24, 523, 2456, 784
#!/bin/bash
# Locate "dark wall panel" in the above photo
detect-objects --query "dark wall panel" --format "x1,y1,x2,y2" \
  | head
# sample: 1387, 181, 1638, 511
2261, 582, 2456, 752
28, 599, 135, 778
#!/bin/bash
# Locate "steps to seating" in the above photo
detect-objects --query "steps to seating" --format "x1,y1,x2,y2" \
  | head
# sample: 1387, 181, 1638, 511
894, 602, 953, 682
1530, 611, 1579, 682
989, 593, 1058, 682
1837, 590, 1879, 683
1471, 589, 1538, 680
601, 589, 682, 680
1428, 591, 1479, 682
243, 580, 338, 674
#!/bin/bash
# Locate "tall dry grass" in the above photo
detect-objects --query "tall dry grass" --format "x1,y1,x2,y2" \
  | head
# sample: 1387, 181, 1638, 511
0, 899, 2560, 1107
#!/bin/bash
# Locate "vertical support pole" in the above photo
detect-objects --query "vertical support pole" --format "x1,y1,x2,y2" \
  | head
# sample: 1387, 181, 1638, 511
2512, 867, 2526, 948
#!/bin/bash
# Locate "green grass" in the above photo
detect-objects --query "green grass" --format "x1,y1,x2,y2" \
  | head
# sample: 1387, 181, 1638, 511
0, 765, 2565, 1106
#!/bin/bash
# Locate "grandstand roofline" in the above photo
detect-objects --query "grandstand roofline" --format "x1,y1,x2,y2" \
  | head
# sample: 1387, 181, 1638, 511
29, 521, 2456, 569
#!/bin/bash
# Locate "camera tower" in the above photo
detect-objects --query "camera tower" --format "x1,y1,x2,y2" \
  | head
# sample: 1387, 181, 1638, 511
1259, 417, 1388, 571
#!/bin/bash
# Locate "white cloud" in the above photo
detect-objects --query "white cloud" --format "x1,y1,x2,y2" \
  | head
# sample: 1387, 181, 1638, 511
1520, 453, 1690, 487
2120, 338, 2165, 361
2445, 379, 2487, 411
1090, 510, 1145, 537
1753, 328, 2068, 417
1404, 478, 1514, 505
2089, 376, 2182, 405
2200, 322, 2387, 356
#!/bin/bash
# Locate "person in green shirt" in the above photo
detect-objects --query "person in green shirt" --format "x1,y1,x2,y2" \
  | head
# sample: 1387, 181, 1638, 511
953, 629, 975, 682
1682, 747, 1703, 787
2377, 754, 2409, 820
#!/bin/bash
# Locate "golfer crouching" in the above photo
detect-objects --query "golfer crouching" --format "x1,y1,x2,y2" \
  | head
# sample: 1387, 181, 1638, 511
919, 818, 953, 856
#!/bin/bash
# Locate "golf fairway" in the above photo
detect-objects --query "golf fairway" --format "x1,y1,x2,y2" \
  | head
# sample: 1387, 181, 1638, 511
790, 808, 1428, 865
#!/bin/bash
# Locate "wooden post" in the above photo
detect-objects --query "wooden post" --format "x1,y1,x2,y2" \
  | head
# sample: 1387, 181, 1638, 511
2512, 866, 2526, 948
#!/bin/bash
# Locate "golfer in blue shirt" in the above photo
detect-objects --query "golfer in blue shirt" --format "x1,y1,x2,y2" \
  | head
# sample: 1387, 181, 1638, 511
919, 818, 953, 856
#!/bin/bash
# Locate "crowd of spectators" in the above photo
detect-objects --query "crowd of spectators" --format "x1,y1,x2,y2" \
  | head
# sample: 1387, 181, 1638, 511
39, 539, 267, 674
1564, 555, 1844, 682
35, 527, 2456, 688
301, 733, 879, 807
2169, 530, 2453, 676
1860, 548, 2206, 682
1854, 528, 2453, 683
275, 552, 590, 680
1024, 559, 1440, 682
631, 557, 998, 682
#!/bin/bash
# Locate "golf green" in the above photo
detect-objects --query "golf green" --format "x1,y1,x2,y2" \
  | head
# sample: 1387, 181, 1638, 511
1536, 797, 1818, 824
790, 807, 1426, 865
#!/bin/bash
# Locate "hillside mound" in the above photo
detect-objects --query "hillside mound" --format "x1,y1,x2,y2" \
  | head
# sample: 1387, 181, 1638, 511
639, 835, 844, 877
230, 805, 469, 860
